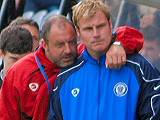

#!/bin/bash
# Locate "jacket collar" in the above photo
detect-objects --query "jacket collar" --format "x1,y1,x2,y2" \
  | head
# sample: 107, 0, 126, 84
35, 46, 60, 73
82, 50, 106, 66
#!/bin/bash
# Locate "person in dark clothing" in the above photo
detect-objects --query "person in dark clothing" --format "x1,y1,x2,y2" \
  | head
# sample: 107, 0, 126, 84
16, 0, 61, 13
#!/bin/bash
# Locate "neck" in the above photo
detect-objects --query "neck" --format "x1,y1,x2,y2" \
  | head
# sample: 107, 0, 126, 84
87, 49, 107, 60
90, 53, 101, 60
3, 59, 12, 77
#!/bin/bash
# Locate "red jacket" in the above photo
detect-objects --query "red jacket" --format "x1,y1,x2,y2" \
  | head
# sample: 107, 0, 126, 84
0, 47, 60, 120
0, 26, 144, 120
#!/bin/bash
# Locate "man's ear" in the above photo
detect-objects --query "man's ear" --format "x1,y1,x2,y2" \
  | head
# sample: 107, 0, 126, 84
41, 39, 48, 49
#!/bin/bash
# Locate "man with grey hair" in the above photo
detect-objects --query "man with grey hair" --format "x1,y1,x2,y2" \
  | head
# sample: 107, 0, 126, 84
0, 15, 77, 120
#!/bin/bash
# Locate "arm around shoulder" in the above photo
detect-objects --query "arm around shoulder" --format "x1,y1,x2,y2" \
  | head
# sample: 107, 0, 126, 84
115, 26, 144, 54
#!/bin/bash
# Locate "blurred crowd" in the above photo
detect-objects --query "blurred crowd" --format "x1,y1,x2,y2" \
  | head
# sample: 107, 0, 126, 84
107, 0, 160, 71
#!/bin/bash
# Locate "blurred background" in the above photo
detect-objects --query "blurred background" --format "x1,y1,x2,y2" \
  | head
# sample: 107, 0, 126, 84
108, 0, 160, 71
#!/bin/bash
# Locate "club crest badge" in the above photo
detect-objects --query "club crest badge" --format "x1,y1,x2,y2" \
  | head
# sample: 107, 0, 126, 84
29, 83, 39, 92
71, 88, 80, 97
113, 82, 128, 97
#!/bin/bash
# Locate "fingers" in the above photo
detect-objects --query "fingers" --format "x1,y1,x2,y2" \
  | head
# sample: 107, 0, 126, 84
107, 56, 120, 69
106, 56, 114, 69
106, 44, 127, 69
121, 54, 126, 65
106, 52, 126, 69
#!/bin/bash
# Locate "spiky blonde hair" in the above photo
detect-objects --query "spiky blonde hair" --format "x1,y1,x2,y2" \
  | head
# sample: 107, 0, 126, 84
72, 0, 110, 28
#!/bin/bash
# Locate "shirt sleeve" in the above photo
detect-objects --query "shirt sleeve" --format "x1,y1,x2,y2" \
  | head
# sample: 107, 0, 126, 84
128, 54, 160, 119
137, 69, 160, 120
115, 26, 144, 54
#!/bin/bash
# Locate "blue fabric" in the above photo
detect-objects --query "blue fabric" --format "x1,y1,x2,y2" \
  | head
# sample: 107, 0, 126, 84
48, 50, 160, 120
59, 51, 139, 120
35, 55, 52, 92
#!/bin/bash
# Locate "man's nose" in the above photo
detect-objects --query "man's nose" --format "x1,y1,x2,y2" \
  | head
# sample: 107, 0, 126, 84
65, 43, 71, 54
93, 27, 100, 38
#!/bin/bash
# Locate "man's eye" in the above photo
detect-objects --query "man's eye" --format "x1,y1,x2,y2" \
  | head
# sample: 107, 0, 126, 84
84, 27, 92, 31
97, 24, 105, 29
56, 43, 64, 48
97, 23, 106, 29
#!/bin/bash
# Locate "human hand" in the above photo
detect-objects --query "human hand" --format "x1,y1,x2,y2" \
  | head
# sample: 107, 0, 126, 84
106, 42, 126, 69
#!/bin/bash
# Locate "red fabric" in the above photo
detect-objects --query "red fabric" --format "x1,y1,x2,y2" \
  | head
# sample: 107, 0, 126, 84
77, 26, 144, 55
0, 47, 60, 120
115, 26, 144, 54
77, 43, 86, 55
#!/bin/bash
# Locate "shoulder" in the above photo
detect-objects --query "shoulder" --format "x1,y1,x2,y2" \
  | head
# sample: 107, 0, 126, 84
54, 56, 85, 87
11, 53, 37, 72
5, 53, 39, 85
58, 56, 85, 78
3, 52, 45, 94
127, 53, 157, 71
126, 53, 160, 83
